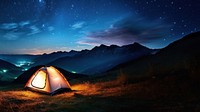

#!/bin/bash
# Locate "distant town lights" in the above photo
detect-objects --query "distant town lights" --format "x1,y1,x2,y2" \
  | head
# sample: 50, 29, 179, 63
15, 61, 34, 67
72, 71, 76, 74
2, 69, 7, 73
22, 68, 28, 71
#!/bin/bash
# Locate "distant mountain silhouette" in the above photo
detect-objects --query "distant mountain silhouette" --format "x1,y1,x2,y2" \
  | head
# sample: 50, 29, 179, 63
32, 51, 79, 66
14, 65, 87, 84
0, 59, 22, 81
48, 43, 156, 75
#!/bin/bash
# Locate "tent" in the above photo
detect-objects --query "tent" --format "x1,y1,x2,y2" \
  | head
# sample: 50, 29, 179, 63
25, 66, 71, 95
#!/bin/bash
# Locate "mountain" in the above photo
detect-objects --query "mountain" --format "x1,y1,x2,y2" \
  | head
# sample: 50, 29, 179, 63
104, 31, 200, 83
0, 59, 23, 81
48, 43, 156, 75
0, 43, 156, 76
31, 50, 79, 67
14, 65, 87, 84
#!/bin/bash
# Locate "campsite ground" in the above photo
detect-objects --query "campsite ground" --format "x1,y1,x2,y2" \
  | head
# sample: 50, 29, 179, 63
1, 74, 200, 112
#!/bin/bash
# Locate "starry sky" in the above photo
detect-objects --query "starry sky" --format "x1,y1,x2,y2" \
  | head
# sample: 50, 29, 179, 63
0, 0, 199, 54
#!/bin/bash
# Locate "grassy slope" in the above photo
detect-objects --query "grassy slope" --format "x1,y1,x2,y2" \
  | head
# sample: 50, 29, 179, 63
1, 73, 200, 112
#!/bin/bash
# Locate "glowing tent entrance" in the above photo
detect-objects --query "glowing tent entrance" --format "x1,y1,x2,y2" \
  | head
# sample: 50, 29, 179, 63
25, 66, 71, 95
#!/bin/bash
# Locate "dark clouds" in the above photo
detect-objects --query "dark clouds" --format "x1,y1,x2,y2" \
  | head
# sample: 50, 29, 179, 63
78, 16, 171, 46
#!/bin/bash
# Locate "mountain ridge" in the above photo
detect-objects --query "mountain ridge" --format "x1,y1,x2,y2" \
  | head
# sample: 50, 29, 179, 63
48, 42, 155, 75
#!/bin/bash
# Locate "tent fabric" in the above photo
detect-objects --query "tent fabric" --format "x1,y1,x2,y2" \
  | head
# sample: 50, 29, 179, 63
25, 66, 71, 94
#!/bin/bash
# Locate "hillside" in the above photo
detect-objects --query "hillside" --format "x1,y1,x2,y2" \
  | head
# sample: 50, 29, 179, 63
0, 59, 22, 82
103, 31, 200, 83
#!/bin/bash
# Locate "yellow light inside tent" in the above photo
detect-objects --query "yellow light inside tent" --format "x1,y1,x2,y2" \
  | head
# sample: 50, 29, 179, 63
32, 71, 46, 89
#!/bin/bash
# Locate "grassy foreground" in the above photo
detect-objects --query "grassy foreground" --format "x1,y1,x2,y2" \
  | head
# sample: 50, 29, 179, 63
1, 74, 200, 112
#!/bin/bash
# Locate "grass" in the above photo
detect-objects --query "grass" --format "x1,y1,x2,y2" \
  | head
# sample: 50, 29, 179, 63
0, 75, 133, 112
1, 73, 200, 112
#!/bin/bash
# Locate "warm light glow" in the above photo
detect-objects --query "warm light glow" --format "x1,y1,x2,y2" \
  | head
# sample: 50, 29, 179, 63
32, 71, 46, 89
53, 77, 60, 81
25, 66, 71, 94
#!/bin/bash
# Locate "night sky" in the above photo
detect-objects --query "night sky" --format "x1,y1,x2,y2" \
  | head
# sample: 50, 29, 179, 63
0, 0, 199, 54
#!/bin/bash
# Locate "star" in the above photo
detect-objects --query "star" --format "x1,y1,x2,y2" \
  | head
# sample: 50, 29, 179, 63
13, 2, 17, 5
0, 0, 199, 54
173, 22, 177, 25
71, 4, 74, 10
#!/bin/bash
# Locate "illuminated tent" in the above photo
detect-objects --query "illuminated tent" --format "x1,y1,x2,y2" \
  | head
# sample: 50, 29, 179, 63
25, 66, 71, 94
